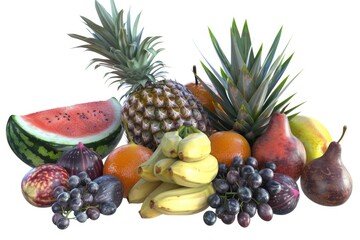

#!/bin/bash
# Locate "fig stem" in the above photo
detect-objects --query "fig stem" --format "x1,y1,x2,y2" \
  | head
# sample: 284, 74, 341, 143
337, 125, 347, 144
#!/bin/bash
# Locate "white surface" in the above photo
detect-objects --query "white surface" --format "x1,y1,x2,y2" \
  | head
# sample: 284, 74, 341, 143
1, 0, 358, 239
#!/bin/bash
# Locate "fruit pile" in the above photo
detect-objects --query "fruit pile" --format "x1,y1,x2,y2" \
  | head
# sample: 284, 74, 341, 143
5, 0, 353, 231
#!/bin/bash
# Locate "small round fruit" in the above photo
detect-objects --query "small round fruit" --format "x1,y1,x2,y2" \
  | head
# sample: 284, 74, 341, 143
203, 210, 217, 226
21, 163, 69, 207
209, 131, 251, 167
103, 143, 153, 197
185, 80, 217, 113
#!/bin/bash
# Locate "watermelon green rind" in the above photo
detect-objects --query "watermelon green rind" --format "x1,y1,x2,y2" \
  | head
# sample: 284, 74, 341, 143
6, 98, 124, 167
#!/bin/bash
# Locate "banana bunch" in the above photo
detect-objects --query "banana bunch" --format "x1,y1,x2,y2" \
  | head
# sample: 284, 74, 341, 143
128, 126, 218, 218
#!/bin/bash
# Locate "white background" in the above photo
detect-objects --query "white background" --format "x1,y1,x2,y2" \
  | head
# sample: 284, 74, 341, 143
1, 0, 359, 239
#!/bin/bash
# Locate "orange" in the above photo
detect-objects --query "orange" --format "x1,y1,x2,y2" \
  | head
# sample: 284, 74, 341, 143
209, 131, 251, 166
103, 143, 153, 198
185, 81, 217, 113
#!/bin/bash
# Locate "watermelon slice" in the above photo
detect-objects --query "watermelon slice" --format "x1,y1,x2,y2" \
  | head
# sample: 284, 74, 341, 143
6, 98, 123, 167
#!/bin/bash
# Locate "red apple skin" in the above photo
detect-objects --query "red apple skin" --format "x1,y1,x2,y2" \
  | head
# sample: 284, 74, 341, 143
21, 163, 69, 207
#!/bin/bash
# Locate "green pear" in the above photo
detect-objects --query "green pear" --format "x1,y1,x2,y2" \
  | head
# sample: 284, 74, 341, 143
289, 115, 332, 163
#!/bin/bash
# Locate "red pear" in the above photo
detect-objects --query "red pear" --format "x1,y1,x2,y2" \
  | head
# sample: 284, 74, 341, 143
252, 112, 306, 180
300, 126, 352, 206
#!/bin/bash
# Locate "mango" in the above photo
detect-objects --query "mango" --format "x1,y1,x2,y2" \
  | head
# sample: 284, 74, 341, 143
289, 115, 332, 163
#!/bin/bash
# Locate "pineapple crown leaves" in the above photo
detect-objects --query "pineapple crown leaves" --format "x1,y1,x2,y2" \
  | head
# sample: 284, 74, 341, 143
69, 0, 167, 98
195, 19, 303, 143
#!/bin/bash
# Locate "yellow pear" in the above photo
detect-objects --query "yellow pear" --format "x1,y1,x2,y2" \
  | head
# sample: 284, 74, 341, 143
289, 115, 332, 163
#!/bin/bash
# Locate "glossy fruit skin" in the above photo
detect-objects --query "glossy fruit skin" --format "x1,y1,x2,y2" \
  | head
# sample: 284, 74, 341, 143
252, 113, 306, 180
93, 175, 124, 207
57, 142, 103, 180
209, 131, 251, 166
268, 173, 300, 215
185, 81, 216, 113
21, 164, 69, 207
289, 115, 332, 163
300, 141, 352, 206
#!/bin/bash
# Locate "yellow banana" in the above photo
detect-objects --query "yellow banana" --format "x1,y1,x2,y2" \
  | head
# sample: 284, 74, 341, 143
153, 158, 177, 183
177, 132, 211, 162
169, 154, 218, 188
138, 142, 167, 182
139, 182, 180, 219
150, 183, 215, 215
127, 178, 162, 203
161, 131, 183, 158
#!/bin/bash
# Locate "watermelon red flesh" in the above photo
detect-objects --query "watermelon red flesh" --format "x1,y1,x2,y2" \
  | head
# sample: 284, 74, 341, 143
6, 98, 124, 167
18, 99, 119, 139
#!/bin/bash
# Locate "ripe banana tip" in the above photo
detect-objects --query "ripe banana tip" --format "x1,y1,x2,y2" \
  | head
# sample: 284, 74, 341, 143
137, 167, 143, 175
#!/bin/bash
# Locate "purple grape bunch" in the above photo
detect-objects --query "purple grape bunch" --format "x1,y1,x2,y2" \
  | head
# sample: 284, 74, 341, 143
203, 156, 282, 227
51, 171, 117, 230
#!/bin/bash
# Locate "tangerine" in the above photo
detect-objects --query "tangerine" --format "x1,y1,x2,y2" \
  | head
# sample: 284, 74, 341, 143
209, 131, 251, 166
103, 143, 153, 198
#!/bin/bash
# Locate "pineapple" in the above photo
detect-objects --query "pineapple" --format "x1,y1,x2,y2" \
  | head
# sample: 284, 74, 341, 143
195, 20, 303, 145
69, 0, 212, 150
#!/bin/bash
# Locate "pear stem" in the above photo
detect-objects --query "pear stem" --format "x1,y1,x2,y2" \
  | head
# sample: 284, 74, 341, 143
337, 125, 347, 144
193, 65, 198, 85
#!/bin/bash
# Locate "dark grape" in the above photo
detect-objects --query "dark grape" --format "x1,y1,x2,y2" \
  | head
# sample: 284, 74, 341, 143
237, 177, 246, 188
99, 201, 117, 215
242, 201, 257, 217
207, 193, 222, 208
68, 175, 81, 189
213, 178, 229, 194
265, 162, 276, 172
82, 192, 94, 205
217, 163, 228, 177
259, 168, 274, 183
52, 213, 64, 225
78, 171, 88, 181
53, 185, 67, 198
51, 202, 62, 214
219, 212, 236, 225
225, 198, 240, 215
203, 210, 217, 226
69, 197, 83, 211
76, 211, 88, 223
231, 156, 243, 169
241, 165, 255, 179
57, 192, 70, 204
253, 188, 270, 204
247, 172, 262, 189
87, 182, 100, 194
226, 169, 240, 184
265, 180, 282, 195
245, 156, 258, 169
215, 205, 226, 215
69, 188, 81, 199
237, 211, 251, 228
86, 207, 100, 220
56, 217, 70, 230
237, 187, 252, 203
257, 203, 273, 221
